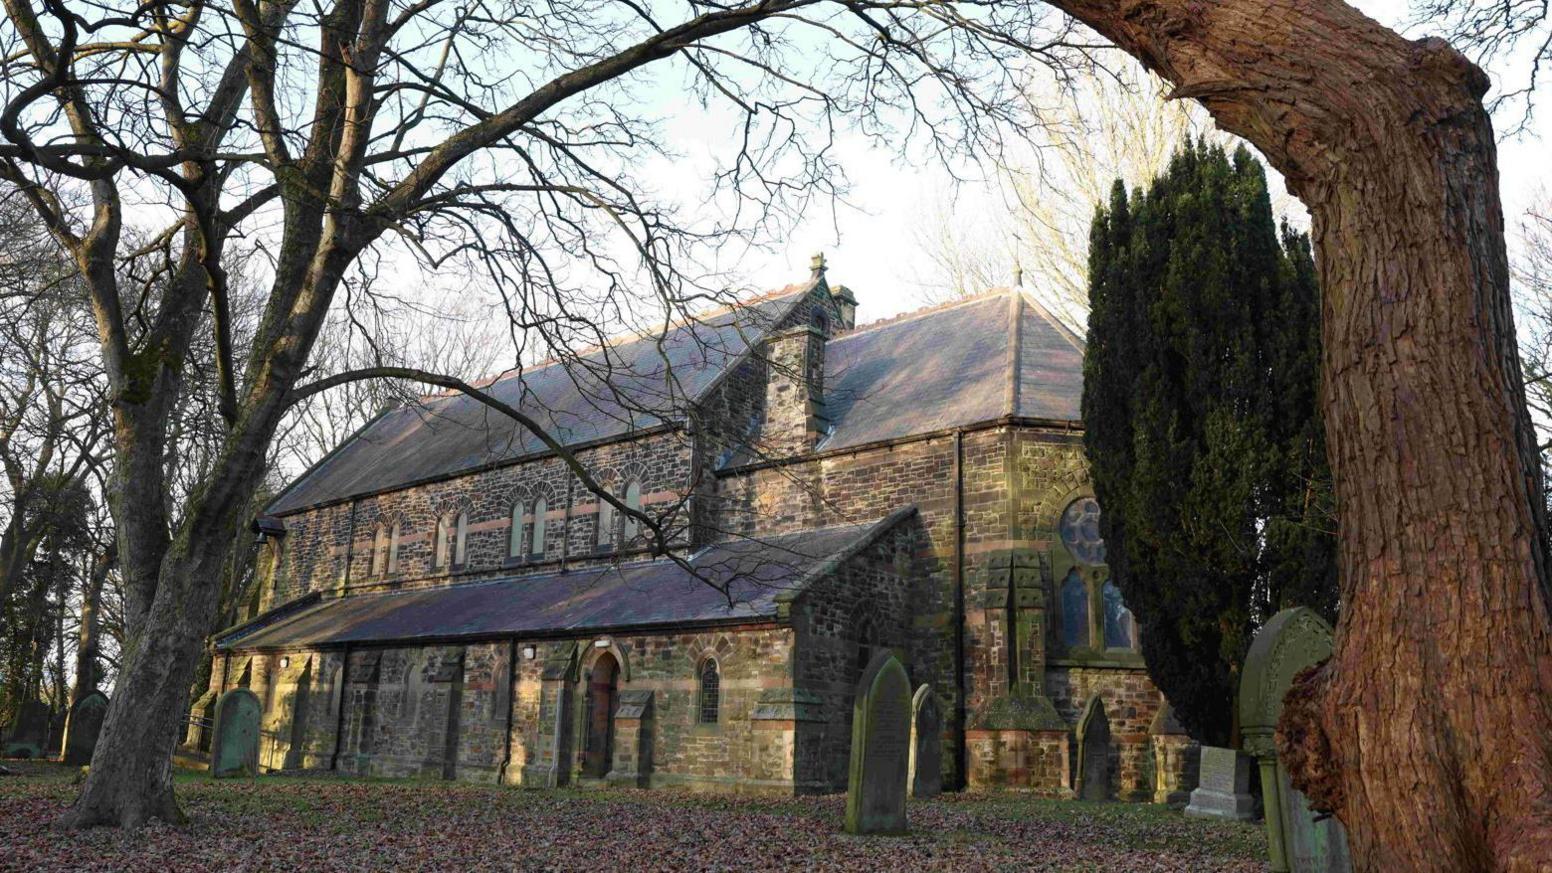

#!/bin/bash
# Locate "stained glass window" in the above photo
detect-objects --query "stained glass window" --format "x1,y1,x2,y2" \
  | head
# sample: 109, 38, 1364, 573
531, 497, 548, 558
698, 659, 720, 724
1061, 568, 1089, 649
622, 481, 642, 542
1102, 581, 1135, 650
597, 493, 614, 547
509, 503, 523, 557
453, 512, 468, 566
433, 515, 451, 568
1058, 497, 1107, 566
387, 523, 400, 573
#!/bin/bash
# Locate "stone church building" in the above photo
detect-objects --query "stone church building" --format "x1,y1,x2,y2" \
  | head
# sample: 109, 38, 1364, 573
200, 260, 1195, 800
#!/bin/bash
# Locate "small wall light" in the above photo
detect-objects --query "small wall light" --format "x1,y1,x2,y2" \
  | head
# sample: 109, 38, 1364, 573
521, 646, 537, 660
279, 656, 291, 669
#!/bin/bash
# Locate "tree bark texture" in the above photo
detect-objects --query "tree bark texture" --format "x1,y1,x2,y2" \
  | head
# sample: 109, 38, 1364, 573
1042, 0, 1552, 869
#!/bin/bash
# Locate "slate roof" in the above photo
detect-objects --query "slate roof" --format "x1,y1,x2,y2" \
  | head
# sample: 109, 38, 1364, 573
816, 290, 1082, 452
216, 512, 912, 650
267, 284, 813, 515
267, 282, 1083, 514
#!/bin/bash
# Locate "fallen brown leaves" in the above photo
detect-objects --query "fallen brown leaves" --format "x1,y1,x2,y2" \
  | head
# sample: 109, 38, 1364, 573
0, 761, 1266, 872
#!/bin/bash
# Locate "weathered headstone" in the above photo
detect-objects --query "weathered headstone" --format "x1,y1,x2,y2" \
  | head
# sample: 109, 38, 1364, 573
1184, 746, 1257, 821
1076, 697, 1112, 801
908, 684, 942, 798
211, 688, 262, 778
62, 692, 109, 766
1, 700, 50, 758
1240, 607, 1352, 873
607, 689, 654, 788
845, 651, 911, 835
1148, 701, 1197, 806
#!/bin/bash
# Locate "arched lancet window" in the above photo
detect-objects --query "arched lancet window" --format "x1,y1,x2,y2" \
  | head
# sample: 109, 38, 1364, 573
508, 502, 524, 558
453, 511, 468, 566
387, 523, 400, 574
434, 514, 452, 569
371, 526, 388, 577
697, 658, 720, 724
1061, 568, 1090, 649
531, 497, 548, 559
596, 490, 614, 548
621, 481, 642, 542
1102, 580, 1135, 650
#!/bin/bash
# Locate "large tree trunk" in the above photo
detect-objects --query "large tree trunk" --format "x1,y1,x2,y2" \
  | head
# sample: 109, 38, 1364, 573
1045, 0, 1552, 868
59, 514, 259, 826
58, 251, 345, 827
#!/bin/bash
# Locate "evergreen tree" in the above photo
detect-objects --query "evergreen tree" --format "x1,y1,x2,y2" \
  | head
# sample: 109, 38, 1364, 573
1082, 141, 1337, 747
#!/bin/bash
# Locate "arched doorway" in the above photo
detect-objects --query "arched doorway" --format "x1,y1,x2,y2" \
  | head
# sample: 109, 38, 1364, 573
583, 653, 619, 778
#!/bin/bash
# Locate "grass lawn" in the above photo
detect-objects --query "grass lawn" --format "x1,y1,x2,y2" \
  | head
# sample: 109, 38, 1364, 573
0, 760, 1266, 872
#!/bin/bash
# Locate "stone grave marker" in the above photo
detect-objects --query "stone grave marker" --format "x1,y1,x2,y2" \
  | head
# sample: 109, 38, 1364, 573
211, 688, 262, 778
2, 700, 50, 758
1076, 697, 1113, 801
908, 684, 942, 798
845, 651, 911, 835
62, 691, 109, 766
1184, 746, 1256, 821
1240, 607, 1352, 873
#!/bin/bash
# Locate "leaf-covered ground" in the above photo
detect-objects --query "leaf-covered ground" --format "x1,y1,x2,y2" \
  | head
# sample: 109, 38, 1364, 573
0, 760, 1267, 871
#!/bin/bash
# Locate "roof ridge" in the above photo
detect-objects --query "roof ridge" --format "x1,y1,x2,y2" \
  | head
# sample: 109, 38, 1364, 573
1015, 289, 1087, 353
415, 279, 818, 401
1006, 291, 1023, 417
833, 288, 1012, 340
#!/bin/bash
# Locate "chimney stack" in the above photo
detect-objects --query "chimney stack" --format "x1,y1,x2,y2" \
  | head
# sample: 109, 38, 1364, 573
760, 323, 826, 458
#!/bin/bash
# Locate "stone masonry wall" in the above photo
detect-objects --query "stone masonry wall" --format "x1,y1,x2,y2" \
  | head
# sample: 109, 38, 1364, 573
263, 430, 697, 609
1045, 665, 1164, 802
713, 425, 1164, 795
712, 428, 1003, 789
789, 517, 917, 790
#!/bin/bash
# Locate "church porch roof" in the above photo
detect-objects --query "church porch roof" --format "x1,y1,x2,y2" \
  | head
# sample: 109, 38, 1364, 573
216, 509, 914, 651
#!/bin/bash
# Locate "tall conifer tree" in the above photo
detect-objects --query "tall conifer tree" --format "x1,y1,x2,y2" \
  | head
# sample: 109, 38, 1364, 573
1082, 141, 1337, 747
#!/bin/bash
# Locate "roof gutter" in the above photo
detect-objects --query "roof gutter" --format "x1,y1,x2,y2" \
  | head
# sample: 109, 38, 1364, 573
218, 616, 787, 654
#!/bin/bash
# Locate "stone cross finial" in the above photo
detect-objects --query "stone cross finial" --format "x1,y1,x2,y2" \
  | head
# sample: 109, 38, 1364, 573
810, 252, 827, 275
1013, 262, 1024, 287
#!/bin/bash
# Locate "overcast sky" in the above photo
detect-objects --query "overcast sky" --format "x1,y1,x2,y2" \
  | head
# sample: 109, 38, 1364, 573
639, 0, 1549, 327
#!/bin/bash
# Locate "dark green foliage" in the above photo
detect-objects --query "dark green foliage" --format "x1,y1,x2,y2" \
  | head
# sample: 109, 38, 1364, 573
1082, 141, 1337, 747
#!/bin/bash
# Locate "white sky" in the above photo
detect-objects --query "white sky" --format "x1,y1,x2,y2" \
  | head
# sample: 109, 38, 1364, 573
637, 0, 1549, 327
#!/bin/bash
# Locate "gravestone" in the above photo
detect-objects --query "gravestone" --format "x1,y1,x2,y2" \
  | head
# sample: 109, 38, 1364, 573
908, 684, 942, 798
2, 700, 50, 758
1148, 701, 1197, 806
211, 688, 262, 778
62, 692, 109, 766
1240, 607, 1352, 873
1184, 746, 1257, 821
845, 651, 911, 835
1076, 697, 1112, 801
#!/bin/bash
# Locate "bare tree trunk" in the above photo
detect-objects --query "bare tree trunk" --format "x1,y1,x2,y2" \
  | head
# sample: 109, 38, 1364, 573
61, 254, 339, 826
70, 546, 113, 709
1043, 0, 1552, 868
62, 512, 260, 826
